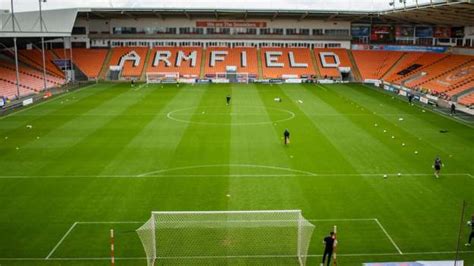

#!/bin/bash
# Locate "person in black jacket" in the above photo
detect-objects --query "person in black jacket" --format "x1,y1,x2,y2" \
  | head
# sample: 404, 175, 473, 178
283, 129, 290, 145
466, 215, 474, 246
322, 232, 336, 266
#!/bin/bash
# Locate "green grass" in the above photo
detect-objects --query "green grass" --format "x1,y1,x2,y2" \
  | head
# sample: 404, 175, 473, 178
0, 82, 473, 265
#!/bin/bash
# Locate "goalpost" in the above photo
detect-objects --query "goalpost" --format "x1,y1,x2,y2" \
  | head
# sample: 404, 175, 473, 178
146, 72, 180, 84
137, 210, 315, 266
215, 72, 250, 83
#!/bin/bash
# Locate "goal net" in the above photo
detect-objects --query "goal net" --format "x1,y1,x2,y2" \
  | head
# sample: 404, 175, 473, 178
215, 72, 249, 83
146, 72, 179, 84
136, 210, 315, 266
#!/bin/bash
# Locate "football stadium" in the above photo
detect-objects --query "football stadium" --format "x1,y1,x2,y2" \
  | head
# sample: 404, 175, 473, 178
0, 0, 473, 265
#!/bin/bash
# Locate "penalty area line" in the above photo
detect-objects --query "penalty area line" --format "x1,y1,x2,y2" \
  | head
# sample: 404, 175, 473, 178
45, 222, 78, 259
374, 218, 403, 255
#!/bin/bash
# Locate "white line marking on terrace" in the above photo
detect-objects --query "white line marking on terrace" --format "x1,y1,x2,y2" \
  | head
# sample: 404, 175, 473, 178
45, 222, 78, 259
374, 218, 403, 255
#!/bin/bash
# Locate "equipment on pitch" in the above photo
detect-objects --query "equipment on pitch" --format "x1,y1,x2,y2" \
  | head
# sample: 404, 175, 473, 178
137, 210, 315, 266
146, 72, 180, 84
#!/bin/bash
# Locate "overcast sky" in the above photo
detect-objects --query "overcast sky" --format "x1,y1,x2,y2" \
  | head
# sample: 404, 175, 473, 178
0, 0, 435, 12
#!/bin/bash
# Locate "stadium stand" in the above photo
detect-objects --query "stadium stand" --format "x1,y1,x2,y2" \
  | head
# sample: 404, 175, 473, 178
53, 48, 108, 79
204, 47, 258, 77
0, 59, 64, 99
352, 50, 404, 80
458, 92, 474, 107
146, 47, 202, 78
405, 55, 473, 91
383, 52, 448, 84
421, 62, 474, 96
314, 48, 354, 79
108, 47, 148, 78
18, 49, 65, 78
260, 48, 315, 79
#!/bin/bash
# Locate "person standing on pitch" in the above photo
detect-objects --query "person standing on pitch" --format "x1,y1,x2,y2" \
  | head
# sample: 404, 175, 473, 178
433, 156, 443, 178
466, 215, 474, 246
321, 232, 335, 266
226, 95, 231, 106
283, 129, 290, 145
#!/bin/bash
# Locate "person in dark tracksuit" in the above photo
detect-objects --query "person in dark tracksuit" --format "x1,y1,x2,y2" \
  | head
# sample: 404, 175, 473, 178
283, 129, 290, 145
433, 156, 443, 178
322, 232, 335, 266
466, 215, 474, 246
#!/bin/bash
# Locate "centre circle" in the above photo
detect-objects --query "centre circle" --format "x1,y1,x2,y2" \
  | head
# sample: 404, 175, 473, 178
167, 106, 295, 125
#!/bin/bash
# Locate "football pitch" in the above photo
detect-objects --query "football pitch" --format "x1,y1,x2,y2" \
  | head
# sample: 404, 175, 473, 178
0, 82, 473, 265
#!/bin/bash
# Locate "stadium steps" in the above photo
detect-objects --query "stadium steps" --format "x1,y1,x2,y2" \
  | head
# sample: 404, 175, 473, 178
99, 48, 113, 80
392, 54, 449, 84
310, 49, 321, 78
140, 48, 152, 81
412, 57, 474, 88
400, 71, 426, 87
257, 48, 263, 79
346, 50, 362, 82
199, 48, 207, 79
381, 52, 407, 81
451, 86, 474, 102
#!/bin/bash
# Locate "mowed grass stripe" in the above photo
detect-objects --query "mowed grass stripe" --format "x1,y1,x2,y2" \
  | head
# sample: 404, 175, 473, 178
226, 83, 309, 211
27, 84, 162, 176
150, 84, 231, 212
312, 84, 434, 173
332, 84, 474, 174
257, 84, 357, 174
305, 84, 472, 253
282, 84, 408, 174
99, 84, 208, 176
0, 83, 129, 176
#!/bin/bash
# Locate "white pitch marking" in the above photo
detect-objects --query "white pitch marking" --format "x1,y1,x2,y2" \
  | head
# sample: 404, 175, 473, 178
166, 106, 295, 126
374, 218, 403, 255
45, 222, 78, 259
0, 172, 472, 179
3, 250, 472, 261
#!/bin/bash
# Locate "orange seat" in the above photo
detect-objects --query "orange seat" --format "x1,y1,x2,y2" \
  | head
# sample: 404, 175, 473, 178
18, 49, 65, 78
314, 48, 353, 79
406, 55, 473, 90
146, 47, 202, 77
352, 50, 404, 80
54, 48, 108, 79
260, 48, 315, 78
204, 47, 258, 76
108, 47, 148, 78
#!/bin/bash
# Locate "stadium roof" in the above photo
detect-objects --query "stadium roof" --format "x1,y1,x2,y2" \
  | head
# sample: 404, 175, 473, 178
380, 0, 474, 26
0, 9, 77, 37
75, 0, 474, 26
0, 0, 473, 39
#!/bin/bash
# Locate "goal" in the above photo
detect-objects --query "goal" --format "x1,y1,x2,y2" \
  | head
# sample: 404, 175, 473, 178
137, 210, 315, 266
215, 72, 249, 83
146, 72, 180, 84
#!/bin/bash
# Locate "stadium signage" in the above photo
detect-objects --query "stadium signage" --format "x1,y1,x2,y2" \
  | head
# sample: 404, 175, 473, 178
196, 21, 266, 28
22, 98, 33, 106
265, 51, 308, 68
